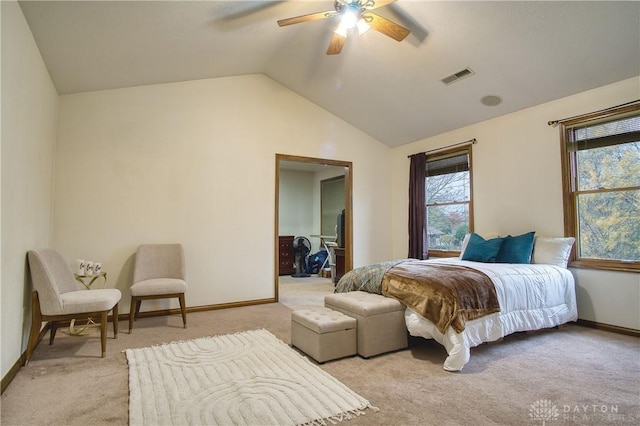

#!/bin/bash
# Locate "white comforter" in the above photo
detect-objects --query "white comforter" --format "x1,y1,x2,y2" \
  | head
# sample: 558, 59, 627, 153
403, 258, 577, 371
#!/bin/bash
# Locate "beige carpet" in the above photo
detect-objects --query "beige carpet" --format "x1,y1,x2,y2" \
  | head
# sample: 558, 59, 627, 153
125, 329, 376, 425
2, 301, 639, 426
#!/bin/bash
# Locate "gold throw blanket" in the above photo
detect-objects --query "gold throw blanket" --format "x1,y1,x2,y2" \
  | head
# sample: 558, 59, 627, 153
381, 261, 500, 334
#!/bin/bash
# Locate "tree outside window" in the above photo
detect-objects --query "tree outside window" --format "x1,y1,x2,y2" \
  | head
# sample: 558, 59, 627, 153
425, 148, 472, 254
561, 103, 640, 272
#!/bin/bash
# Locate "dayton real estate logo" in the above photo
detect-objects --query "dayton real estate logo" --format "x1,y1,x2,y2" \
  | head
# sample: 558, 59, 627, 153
529, 399, 560, 425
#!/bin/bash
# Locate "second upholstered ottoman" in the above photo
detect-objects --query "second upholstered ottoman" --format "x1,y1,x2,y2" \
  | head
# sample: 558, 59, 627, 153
325, 291, 408, 358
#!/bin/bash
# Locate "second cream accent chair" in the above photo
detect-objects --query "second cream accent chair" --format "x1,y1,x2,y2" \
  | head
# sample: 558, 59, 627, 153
129, 243, 187, 333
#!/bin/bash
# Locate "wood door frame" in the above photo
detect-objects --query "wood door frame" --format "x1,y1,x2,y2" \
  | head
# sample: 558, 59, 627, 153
275, 154, 353, 301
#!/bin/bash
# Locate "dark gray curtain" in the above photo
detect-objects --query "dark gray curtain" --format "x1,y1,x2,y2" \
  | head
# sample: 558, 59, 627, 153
408, 153, 427, 259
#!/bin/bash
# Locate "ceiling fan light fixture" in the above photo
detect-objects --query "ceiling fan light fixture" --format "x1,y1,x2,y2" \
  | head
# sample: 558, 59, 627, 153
278, 0, 410, 54
335, 22, 349, 37
341, 10, 359, 29
356, 19, 371, 35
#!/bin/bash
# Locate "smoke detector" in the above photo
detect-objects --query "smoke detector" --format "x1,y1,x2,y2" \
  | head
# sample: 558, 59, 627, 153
481, 95, 503, 106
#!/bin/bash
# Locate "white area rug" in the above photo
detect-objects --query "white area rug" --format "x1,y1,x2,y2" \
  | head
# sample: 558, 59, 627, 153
125, 329, 377, 425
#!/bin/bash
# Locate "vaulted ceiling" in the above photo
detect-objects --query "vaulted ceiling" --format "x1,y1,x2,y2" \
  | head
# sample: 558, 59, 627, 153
19, 1, 640, 147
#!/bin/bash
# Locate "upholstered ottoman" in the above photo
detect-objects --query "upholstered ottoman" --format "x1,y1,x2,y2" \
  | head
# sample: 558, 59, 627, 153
325, 291, 408, 358
291, 307, 357, 363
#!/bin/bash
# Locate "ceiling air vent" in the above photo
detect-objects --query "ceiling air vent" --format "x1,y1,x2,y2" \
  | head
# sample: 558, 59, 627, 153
440, 67, 475, 85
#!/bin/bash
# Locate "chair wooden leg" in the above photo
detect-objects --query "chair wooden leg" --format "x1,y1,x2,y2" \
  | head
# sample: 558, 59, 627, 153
100, 311, 107, 358
112, 303, 119, 339
24, 291, 42, 366
135, 300, 142, 318
178, 293, 187, 328
49, 321, 58, 345
129, 297, 135, 333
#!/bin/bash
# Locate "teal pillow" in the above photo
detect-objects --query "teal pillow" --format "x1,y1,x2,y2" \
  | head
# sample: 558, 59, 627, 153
496, 231, 536, 264
461, 233, 504, 263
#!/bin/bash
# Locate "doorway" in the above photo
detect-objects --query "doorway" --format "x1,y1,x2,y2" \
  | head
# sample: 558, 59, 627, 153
275, 154, 353, 304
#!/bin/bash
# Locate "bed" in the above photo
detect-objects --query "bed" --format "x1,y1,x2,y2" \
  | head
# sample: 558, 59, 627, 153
335, 234, 578, 371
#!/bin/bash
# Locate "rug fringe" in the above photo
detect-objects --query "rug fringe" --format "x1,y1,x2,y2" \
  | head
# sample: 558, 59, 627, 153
122, 328, 270, 353
299, 404, 380, 426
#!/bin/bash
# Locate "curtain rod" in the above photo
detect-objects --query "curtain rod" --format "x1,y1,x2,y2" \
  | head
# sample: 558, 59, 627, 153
548, 99, 640, 127
408, 138, 477, 158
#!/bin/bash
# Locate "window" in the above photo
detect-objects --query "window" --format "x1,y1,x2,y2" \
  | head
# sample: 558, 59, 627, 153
425, 147, 473, 255
560, 103, 640, 272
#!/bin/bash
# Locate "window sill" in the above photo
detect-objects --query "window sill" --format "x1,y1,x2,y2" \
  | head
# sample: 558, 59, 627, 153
427, 250, 461, 259
568, 259, 639, 273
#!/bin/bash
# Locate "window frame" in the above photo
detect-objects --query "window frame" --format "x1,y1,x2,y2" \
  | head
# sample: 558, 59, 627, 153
559, 102, 640, 273
425, 145, 474, 258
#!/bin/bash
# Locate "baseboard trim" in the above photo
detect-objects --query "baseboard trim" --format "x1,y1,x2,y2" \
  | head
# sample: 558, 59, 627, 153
131, 298, 277, 319
576, 319, 640, 337
1, 357, 22, 395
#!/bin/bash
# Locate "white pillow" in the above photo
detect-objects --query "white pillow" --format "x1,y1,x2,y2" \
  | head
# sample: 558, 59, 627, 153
458, 233, 471, 259
531, 237, 575, 268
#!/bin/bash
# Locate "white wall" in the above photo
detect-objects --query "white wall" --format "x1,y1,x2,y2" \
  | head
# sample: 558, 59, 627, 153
1, 1, 58, 379
53, 74, 393, 312
390, 77, 640, 330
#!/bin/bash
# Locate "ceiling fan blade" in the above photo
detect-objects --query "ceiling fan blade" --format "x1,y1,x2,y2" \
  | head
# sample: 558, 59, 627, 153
326, 33, 346, 55
365, 12, 410, 41
277, 10, 337, 27
365, 0, 398, 11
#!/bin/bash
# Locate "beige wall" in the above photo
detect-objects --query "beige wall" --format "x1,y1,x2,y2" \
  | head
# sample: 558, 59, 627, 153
1, 1, 59, 378
53, 74, 393, 313
390, 77, 640, 330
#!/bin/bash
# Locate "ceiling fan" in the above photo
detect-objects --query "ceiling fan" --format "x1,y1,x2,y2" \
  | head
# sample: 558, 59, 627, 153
277, 0, 410, 55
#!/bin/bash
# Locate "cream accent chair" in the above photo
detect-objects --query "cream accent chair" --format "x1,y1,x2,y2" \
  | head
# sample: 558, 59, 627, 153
129, 243, 187, 333
25, 249, 121, 365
